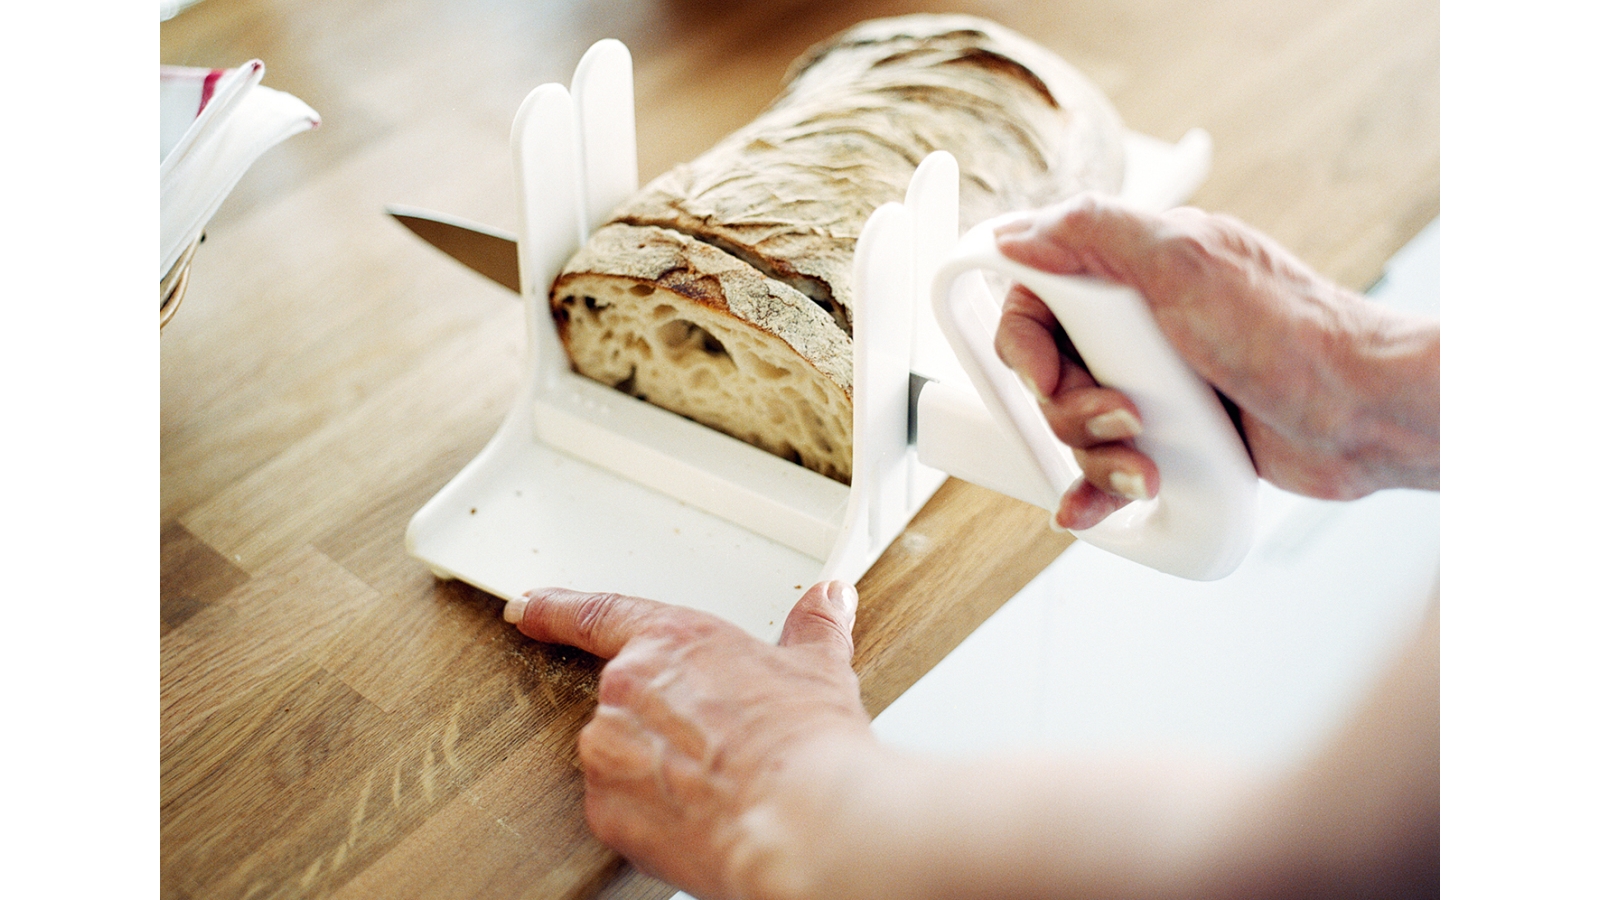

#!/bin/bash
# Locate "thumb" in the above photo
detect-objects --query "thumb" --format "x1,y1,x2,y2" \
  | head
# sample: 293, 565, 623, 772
778, 580, 858, 663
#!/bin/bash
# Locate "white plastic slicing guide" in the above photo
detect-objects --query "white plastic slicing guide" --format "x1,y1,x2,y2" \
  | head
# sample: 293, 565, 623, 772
406, 39, 1247, 642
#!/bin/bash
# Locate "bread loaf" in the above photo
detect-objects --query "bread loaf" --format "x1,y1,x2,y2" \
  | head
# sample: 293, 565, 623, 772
550, 15, 1125, 482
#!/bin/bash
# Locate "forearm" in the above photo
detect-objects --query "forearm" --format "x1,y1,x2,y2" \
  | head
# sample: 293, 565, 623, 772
742, 738, 1250, 900
1217, 600, 1440, 899
740, 602, 1439, 900
835, 752, 1244, 900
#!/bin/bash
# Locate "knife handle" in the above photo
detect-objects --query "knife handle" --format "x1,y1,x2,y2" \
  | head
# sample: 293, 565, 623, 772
929, 219, 1257, 581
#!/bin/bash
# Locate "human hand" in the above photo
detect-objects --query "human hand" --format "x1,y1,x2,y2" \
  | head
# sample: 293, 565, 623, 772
993, 194, 1439, 530
504, 582, 875, 900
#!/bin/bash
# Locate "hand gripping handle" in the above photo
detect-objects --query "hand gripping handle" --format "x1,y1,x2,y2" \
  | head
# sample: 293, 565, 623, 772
929, 219, 1258, 580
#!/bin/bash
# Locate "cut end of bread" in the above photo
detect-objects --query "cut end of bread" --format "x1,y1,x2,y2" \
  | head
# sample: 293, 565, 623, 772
553, 224, 854, 483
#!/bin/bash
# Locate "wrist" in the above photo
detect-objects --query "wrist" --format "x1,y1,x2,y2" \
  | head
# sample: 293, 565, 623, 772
723, 729, 892, 900
1335, 303, 1440, 491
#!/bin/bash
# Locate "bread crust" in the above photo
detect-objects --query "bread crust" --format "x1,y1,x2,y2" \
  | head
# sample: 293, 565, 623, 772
551, 14, 1125, 482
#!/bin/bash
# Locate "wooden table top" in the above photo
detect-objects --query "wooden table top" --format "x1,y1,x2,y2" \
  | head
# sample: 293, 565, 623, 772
160, 1, 1437, 897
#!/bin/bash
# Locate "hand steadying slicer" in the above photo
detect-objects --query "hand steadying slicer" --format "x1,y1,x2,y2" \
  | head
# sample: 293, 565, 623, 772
396, 40, 1256, 642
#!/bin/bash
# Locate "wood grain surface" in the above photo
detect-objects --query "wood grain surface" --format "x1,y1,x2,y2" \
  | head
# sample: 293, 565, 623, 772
160, 1, 1437, 897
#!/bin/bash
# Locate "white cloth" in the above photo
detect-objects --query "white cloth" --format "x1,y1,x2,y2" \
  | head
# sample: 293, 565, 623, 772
161, 0, 207, 22
159, 61, 319, 278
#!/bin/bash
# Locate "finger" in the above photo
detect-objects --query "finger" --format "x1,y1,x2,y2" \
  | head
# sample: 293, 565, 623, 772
994, 193, 1162, 286
582, 774, 667, 870
578, 703, 656, 783
583, 781, 707, 897
1055, 478, 1131, 531
1039, 386, 1143, 448
996, 284, 1104, 399
506, 587, 663, 660
778, 581, 857, 664
995, 285, 1067, 400
1074, 443, 1160, 505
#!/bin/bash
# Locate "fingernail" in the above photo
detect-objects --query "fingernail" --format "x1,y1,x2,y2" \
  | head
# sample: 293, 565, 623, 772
826, 580, 858, 615
1048, 510, 1071, 533
1017, 371, 1047, 402
1108, 470, 1151, 500
503, 594, 530, 624
1086, 409, 1141, 441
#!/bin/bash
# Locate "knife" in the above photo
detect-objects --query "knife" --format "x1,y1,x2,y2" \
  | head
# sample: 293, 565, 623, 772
388, 205, 522, 293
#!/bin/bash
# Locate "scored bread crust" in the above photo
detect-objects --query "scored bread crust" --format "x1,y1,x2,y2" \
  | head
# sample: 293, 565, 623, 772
551, 14, 1125, 483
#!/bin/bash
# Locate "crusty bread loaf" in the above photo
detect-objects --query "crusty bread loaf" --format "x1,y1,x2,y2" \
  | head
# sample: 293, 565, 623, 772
551, 14, 1125, 482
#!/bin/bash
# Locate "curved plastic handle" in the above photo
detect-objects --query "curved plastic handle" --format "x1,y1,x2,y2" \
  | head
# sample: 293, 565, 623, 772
929, 219, 1258, 580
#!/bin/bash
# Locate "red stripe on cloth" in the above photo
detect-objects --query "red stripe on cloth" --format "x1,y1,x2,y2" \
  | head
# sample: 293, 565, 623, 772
198, 68, 225, 112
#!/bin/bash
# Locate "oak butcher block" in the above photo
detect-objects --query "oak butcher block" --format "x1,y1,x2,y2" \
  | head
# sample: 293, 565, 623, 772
159, 0, 1438, 898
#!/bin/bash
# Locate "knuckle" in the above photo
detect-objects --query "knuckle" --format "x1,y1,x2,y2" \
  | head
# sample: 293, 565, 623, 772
595, 659, 644, 707
583, 791, 625, 848
656, 608, 724, 644
1071, 190, 1116, 219
571, 591, 629, 643
1146, 231, 1221, 304
577, 705, 643, 776
1044, 392, 1102, 446
794, 605, 855, 653
576, 718, 605, 769
1154, 228, 1210, 273
1165, 204, 1209, 228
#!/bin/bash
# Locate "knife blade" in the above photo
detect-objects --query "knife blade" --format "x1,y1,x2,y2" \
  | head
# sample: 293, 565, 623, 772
387, 205, 521, 293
